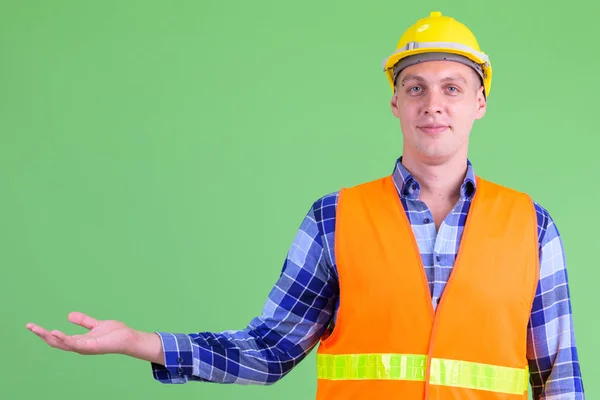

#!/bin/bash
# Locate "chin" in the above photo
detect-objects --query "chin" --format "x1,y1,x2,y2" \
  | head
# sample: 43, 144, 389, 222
416, 144, 449, 156
416, 149, 454, 163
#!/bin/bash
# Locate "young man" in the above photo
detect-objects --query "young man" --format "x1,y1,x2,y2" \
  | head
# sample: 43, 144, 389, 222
26, 11, 584, 399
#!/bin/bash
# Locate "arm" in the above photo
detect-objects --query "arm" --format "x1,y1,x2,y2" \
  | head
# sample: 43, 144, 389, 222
150, 197, 339, 384
527, 203, 585, 399
25, 196, 340, 386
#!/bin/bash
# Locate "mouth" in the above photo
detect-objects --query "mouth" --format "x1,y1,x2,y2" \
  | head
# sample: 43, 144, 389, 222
417, 124, 449, 134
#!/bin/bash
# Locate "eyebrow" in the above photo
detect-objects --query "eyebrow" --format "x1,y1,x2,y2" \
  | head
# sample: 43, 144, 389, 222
400, 73, 468, 85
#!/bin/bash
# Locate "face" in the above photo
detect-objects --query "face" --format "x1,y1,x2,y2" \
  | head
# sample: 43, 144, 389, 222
390, 60, 487, 164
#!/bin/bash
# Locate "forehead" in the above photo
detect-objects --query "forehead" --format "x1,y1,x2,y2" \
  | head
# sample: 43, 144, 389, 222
398, 60, 478, 84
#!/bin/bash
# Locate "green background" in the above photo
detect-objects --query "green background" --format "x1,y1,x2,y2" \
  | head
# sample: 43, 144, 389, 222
2, 0, 596, 398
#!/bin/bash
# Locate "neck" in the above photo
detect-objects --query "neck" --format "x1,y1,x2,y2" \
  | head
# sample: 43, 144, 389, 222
401, 155, 467, 202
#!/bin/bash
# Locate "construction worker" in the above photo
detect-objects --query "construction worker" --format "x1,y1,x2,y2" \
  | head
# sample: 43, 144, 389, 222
26, 11, 584, 399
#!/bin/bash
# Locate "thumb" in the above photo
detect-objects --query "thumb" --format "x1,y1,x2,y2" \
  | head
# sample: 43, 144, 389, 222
68, 312, 99, 330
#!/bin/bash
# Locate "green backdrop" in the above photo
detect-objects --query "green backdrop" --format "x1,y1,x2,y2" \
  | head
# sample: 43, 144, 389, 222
2, 0, 596, 398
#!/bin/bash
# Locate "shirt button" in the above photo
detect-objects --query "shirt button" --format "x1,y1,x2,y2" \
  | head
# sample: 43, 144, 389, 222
436, 255, 441, 262
424, 218, 430, 224
411, 183, 417, 190
177, 367, 183, 375
177, 357, 184, 363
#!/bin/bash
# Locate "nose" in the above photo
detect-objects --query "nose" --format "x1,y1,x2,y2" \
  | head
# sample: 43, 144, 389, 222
422, 90, 444, 115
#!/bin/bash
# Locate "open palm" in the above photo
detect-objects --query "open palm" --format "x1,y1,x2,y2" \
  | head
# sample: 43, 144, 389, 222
26, 311, 137, 355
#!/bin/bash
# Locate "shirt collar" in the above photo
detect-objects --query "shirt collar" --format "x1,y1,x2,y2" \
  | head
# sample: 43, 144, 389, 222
391, 156, 476, 201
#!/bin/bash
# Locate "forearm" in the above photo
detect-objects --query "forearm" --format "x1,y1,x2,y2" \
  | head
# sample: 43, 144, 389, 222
147, 251, 339, 386
151, 325, 327, 385
150, 264, 337, 385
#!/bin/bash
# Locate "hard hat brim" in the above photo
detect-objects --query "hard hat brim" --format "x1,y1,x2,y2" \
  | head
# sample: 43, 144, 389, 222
382, 42, 492, 96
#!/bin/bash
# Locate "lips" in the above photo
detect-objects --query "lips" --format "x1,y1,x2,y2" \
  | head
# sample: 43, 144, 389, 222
417, 124, 449, 134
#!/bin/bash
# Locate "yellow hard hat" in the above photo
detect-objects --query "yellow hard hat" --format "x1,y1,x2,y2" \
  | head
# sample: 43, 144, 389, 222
382, 11, 492, 97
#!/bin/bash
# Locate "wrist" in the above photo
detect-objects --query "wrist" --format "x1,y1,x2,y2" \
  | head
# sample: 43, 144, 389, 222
128, 330, 165, 365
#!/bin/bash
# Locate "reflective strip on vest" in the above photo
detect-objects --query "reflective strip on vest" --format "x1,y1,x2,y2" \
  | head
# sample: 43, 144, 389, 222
317, 354, 528, 395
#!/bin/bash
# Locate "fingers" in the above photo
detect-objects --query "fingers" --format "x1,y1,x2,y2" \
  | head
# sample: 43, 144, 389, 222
50, 330, 86, 352
27, 313, 101, 355
26, 323, 74, 352
50, 329, 72, 343
68, 312, 99, 330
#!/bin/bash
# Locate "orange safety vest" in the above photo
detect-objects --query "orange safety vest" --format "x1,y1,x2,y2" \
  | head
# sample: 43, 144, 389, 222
315, 174, 539, 399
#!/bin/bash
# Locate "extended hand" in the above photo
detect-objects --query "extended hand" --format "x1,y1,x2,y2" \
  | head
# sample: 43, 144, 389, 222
27, 312, 165, 364
26, 312, 138, 355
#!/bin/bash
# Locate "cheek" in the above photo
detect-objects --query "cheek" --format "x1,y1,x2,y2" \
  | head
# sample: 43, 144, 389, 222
448, 105, 475, 125
397, 104, 418, 126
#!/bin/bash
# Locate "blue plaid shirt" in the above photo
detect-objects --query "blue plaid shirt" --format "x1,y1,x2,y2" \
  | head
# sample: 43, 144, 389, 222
151, 158, 584, 399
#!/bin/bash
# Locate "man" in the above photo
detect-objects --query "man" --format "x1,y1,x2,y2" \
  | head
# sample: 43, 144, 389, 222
26, 11, 584, 399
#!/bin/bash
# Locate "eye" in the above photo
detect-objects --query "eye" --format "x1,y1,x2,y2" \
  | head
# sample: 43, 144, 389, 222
446, 85, 460, 94
408, 86, 423, 94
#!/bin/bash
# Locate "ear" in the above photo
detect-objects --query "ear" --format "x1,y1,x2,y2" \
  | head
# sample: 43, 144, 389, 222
390, 90, 401, 118
474, 86, 487, 120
